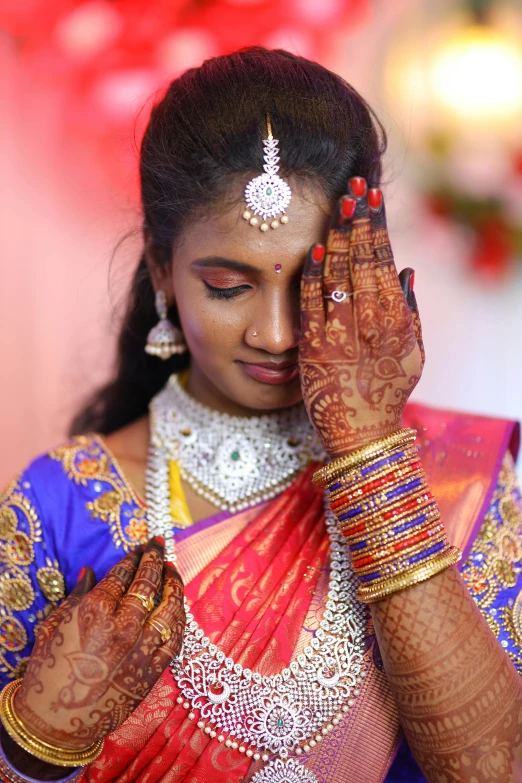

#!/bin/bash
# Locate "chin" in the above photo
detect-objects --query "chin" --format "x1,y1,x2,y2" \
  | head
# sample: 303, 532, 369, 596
235, 377, 303, 412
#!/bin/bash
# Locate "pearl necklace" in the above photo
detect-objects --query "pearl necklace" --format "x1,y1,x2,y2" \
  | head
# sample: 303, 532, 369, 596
146, 378, 368, 783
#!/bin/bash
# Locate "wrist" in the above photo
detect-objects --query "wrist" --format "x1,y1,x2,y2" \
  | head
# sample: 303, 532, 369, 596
325, 425, 404, 460
13, 689, 93, 755
1, 681, 103, 768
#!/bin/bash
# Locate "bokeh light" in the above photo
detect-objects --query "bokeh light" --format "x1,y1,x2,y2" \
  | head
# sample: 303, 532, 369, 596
429, 25, 522, 127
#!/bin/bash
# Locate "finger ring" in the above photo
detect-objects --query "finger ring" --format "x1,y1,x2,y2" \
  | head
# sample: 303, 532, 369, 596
324, 290, 352, 303
127, 592, 155, 612
147, 618, 172, 644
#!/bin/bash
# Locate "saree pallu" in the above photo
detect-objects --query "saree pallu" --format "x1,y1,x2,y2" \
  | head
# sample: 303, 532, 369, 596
0, 403, 520, 783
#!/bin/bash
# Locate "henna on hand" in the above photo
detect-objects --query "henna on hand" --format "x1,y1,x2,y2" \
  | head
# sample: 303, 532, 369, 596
300, 178, 424, 457
13, 538, 185, 751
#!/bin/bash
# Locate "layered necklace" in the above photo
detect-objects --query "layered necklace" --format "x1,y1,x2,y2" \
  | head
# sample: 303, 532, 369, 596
146, 375, 367, 783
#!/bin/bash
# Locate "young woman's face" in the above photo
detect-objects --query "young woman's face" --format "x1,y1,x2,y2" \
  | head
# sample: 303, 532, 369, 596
159, 180, 331, 416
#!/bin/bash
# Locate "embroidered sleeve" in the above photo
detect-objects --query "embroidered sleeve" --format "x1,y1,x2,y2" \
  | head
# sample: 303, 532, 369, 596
0, 473, 65, 685
461, 451, 522, 673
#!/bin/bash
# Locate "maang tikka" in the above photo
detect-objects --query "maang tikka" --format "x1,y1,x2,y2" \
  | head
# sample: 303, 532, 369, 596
243, 115, 292, 232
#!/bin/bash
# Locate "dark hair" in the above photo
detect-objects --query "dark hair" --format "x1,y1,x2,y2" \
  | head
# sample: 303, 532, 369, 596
71, 46, 387, 435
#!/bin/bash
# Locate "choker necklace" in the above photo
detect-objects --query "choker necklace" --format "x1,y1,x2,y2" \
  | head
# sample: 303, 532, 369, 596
146, 376, 367, 783
148, 373, 325, 513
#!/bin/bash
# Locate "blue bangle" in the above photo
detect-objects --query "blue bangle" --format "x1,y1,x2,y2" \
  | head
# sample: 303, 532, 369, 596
0, 731, 81, 783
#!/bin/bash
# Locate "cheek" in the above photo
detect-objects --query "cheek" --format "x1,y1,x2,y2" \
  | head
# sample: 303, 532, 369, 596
177, 287, 247, 355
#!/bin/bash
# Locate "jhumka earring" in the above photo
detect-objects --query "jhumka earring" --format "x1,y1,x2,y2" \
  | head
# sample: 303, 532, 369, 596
145, 290, 187, 359
242, 115, 292, 232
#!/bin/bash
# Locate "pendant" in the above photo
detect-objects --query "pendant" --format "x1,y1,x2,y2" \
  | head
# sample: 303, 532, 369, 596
251, 757, 319, 783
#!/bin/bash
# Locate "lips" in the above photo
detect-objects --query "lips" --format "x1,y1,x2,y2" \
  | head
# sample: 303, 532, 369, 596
238, 360, 300, 385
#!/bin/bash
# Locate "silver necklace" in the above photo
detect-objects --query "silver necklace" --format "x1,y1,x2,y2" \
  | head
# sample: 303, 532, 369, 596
149, 373, 324, 513
146, 377, 367, 783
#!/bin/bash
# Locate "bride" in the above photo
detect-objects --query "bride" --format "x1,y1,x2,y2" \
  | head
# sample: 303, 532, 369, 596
0, 47, 520, 783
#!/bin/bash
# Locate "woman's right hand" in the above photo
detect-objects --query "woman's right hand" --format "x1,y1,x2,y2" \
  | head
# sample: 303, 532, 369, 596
12, 537, 185, 751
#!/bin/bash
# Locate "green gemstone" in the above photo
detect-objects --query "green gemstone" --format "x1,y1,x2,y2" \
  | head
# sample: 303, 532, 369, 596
266, 187, 272, 195
231, 450, 241, 461
277, 718, 284, 727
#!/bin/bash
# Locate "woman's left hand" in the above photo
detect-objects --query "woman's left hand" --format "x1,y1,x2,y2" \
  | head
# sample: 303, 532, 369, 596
299, 177, 425, 458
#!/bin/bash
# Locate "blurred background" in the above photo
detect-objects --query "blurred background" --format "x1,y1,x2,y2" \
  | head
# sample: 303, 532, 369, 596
1, 0, 522, 485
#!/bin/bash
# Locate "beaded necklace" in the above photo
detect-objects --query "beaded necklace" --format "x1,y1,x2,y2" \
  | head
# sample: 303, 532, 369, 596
146, 377, 368, 783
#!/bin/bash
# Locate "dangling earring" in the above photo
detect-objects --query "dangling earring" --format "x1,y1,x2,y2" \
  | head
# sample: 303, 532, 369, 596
145, 290, 187, 359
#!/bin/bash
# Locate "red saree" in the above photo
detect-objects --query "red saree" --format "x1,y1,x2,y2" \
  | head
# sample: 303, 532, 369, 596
81, 403, 519, 783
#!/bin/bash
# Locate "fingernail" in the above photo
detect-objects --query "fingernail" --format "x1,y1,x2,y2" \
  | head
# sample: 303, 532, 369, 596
154, 535, 165, 547
341, 197, 356, 219
77, 567, 87, 583
312, 244, 325, 263
349, 177, 367, 198
368, 188, 383, 210
410, 270, 415, 292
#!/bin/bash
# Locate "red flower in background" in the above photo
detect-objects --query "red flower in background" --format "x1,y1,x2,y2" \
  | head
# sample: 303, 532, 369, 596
472, 217, 513, 280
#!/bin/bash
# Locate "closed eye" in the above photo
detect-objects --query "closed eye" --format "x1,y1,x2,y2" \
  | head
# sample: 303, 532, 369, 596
203, 282, 252, 300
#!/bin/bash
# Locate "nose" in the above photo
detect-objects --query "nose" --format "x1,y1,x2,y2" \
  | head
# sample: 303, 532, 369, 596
245, 287, 300, 355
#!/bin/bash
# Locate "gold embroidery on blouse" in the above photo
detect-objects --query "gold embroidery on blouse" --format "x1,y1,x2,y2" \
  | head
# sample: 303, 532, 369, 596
37, 559, 66, 603
0, 478, 65, 679
50, 434, 148, 552
462, 452, 522, 671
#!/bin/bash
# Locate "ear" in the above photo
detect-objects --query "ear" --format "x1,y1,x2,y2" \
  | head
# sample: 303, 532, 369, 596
144, 229, 175, 302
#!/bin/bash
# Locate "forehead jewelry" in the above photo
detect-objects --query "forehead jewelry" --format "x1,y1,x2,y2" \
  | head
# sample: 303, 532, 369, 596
243, 115, 292, 232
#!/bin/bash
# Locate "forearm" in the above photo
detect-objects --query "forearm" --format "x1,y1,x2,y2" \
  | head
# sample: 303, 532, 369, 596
371, 565, 522, 782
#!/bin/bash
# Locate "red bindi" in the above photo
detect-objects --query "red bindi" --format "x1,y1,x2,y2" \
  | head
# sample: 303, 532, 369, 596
275, 264, 282, 273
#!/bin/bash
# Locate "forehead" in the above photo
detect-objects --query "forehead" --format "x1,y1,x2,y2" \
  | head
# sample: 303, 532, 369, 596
173, 180, 332, 272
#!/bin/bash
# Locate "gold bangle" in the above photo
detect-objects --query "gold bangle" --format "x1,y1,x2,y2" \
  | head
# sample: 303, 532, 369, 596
353, 528, 447, 576
340, 499, 439, 544
330, 468, 428, 516
316, 429, 417, 488
313, 428, 418, 487
339, 496, 440, 544
328, 447, 420, 494
352, 509, 441, 553
357, 546, 462, 603
0, 680, 104, 767
327, 455, 421, 504
333, 479, 431, 536
337, 489, 434, 537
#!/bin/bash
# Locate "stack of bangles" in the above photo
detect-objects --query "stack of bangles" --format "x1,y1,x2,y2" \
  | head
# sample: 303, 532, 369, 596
313, 428, 462, 603
0, 679, 103, 783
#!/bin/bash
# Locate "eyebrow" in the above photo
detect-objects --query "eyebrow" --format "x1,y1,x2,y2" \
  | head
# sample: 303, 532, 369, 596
191, 256, 262, 274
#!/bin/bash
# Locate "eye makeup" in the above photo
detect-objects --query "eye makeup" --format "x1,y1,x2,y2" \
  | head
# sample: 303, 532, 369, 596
203, 282, 251, 300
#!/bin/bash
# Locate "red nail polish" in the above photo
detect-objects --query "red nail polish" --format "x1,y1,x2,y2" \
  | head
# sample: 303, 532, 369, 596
312, 244, 325, 263
154, 535, 165, 547
341, 198, 356, 219
410, 271, 415, 292
368, 188, 383, 209
349, 177, 367, 198
77, 567, 87, 583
